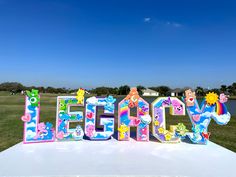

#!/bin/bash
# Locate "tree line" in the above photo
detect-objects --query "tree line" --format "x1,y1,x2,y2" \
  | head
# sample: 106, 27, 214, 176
0, 82, 236, 96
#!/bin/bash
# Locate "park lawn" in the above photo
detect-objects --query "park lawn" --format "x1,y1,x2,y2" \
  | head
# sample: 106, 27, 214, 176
0, 93, 235, 152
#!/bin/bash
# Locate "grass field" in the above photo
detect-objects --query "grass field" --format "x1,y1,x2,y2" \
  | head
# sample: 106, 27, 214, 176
0, 92, 235, 152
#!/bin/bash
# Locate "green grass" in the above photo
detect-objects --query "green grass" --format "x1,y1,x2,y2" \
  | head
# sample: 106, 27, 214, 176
0, 93, 235, 152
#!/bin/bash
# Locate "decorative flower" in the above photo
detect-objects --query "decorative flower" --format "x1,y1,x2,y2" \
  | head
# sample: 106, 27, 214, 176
165, 132, 172, 141
26, 89, 40, 107
158, 127, 165, 134
154, 120, 160, 126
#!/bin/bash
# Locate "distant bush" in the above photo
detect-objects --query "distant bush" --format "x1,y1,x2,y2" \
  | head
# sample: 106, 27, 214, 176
0, 82, 25, 93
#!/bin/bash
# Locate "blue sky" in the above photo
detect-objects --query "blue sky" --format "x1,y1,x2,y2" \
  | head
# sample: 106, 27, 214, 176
0, 0, 235, 89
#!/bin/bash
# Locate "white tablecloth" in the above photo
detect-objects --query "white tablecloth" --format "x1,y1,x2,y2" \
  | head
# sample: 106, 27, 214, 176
0, 138, 235, 177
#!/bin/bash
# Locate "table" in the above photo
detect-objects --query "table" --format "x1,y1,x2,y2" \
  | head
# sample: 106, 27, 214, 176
0, 138, 235, 177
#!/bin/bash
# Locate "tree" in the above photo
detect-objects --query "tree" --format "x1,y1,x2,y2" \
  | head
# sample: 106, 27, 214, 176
0, 82, 25, 92
207, 88, 220, 94
89, 87, 119, 96
90, 87, 108, 96
118, 85, 130, 95
137, 85, 145, 95
231, 83, 236, 95
220, 85, 227, 93
109, 87, 119, 95
45, 87, 56, 93
149, 86, 170, 96
227, 85, 234, 95
195, 86, 205, 96
37, 87, 45, 93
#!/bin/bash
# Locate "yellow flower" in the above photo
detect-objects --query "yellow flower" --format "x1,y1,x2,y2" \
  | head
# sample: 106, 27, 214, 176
165, 133, 172, 141
154, 120, 159, 126
158, 127, 164, 134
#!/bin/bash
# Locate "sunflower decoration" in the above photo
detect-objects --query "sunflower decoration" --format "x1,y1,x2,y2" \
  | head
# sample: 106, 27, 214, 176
205, 92, 218, 105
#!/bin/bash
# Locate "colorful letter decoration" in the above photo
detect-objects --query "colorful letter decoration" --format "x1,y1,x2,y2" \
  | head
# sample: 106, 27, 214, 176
56, 95, 84, 141
21, 89, 55, 143
152, 97, 186, 143
85, 96, 116, 140
184, 90, 231, 144
19, 88, 231, 145
118, 88, 151, 141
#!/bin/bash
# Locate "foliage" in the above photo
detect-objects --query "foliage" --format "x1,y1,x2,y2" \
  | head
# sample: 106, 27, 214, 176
137, 85, 145, 95
90, 87, 118, 96
195, 86, 205, 96
149, 86, 170, 96
118, 85, 130, 95
1, 82, 236, 96
0, 82, 24, 93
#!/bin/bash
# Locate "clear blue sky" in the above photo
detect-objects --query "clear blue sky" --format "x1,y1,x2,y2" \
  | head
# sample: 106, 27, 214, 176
0, 0, 235, 89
